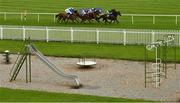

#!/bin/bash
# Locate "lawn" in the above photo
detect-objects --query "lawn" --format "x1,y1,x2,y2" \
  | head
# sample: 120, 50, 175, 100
0, 1, 179, 102
0, 0, 180, 29
0, 87, 149, 102
0, 40, 179, 61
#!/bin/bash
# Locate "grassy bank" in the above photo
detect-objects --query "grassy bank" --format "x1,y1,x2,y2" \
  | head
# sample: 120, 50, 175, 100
0, 40, 179, 61
0, 87, 148, 102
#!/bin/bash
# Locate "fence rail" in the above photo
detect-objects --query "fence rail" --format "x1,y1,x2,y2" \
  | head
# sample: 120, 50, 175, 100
0, 12, 180, 24
0, 25, 180, 46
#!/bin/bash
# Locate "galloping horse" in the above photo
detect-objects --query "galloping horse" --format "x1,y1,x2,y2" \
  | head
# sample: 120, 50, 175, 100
98, 10, 121, 24
78, 10, 100, 23
55, 13, 64, 22
56, 10, 79, 23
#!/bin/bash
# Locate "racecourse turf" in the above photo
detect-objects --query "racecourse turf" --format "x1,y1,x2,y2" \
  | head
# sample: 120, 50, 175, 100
0, 0, 180, 29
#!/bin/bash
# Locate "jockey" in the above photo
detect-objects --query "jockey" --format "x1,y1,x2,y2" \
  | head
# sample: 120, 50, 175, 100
93, 8, 104, 15
107, 9, 114, 17
79, 8, 88, 16
79, 8, 90, 16
82, 9, 87, 15
65, 7, 75, 15
87, 8, 93, 13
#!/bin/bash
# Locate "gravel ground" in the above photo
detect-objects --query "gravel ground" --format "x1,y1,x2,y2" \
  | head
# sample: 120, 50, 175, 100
0, 54, 179, 101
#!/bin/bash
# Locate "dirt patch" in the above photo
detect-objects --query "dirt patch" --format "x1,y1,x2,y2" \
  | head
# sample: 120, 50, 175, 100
0, 54, 179, 101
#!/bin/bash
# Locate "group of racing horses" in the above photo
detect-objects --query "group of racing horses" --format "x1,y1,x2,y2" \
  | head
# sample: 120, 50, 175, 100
55, 8, 121, 24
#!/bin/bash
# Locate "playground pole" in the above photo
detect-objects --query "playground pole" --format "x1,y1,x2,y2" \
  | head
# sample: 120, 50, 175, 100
163, 42, 167, 79
26, 55, 28, 83
29, 53, 31, 82
144, 45, 147, 88
174, 42, 176, 70
157, 45, 161, 87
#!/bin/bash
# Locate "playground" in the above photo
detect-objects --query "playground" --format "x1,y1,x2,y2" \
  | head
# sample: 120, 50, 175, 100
0, 53, 179, 101
1, 0, 180, 102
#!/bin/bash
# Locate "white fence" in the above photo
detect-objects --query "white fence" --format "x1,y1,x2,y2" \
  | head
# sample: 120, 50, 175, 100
0, 12, 180, 24
0, 12, 57, 22
0, 25, 180, 46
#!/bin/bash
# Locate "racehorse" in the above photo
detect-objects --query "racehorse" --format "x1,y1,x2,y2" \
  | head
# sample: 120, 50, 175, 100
97, 10, 121, 24
55, 13, 64, 22
56, 10, 79, 23
78, 10, 100, 23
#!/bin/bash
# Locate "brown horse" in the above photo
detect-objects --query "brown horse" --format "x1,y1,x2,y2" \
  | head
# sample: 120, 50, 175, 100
78, 11, 100, 23
56, 10, 79, 23
97, 10, 121, 24
56, 13, 64, 22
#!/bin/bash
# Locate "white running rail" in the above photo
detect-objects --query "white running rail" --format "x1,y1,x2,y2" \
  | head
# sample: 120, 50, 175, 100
0, 12, 180, 24
0, 25, 180, 46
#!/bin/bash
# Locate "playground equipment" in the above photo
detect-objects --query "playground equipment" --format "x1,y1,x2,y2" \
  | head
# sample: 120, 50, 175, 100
144, 34, 176, 88
10, 39, 81, 88
77, 57, 96, 67
2, 50, 11, 64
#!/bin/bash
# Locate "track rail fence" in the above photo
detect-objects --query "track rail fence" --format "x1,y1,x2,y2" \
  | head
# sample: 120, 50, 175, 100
0, 25, 180, 46
0, 12, 180, 24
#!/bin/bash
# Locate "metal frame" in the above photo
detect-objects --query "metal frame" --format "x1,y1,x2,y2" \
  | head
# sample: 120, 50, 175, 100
144, 34, 176, 88
10, 39, 32, 83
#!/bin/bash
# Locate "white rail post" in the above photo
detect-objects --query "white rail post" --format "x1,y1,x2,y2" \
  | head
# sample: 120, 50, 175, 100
53, 13, 56, 22
151, 31, 155, 43
175, 16, 178, 25
21, 13, 23, 21
96, 28, 99, 44
46, 26, 49, 42
23, 26, 26, 41
4, 12, 7, 21
123, 29, 127, 46
131, 15, 134, 24
0, 26, 3, 40
37, 13, 40, 22
153, 16, 155, 24
70, 27, 73, 43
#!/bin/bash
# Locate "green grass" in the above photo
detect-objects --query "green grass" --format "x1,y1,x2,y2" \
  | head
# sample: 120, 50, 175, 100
0, 87, 149, 102
1, 0, 180, 14
0, 40, 179, 61
1, 0, 180, 29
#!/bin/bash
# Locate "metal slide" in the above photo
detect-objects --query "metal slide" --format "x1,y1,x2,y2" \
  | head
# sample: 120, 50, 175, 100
29, 44, 81, 87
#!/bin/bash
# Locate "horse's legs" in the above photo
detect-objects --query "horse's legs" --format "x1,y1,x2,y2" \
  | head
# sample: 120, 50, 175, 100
104, 18, 110, 24
59, 17, 63, 23
115, 17, 119, 23
73, 17, 79, 23
75, 19, 79, 23
80, 18, 84, 24
71, 19, 75, 23
80, 20, 83, 23
66, 19, 69, 23
88, 19, 91, 23
103, 18, 107, 24
81, 18, 86, 24
57, 17, 62, 23
57, 18, 60, 23
116, 19, 119, 23
95, 17, 100, 23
